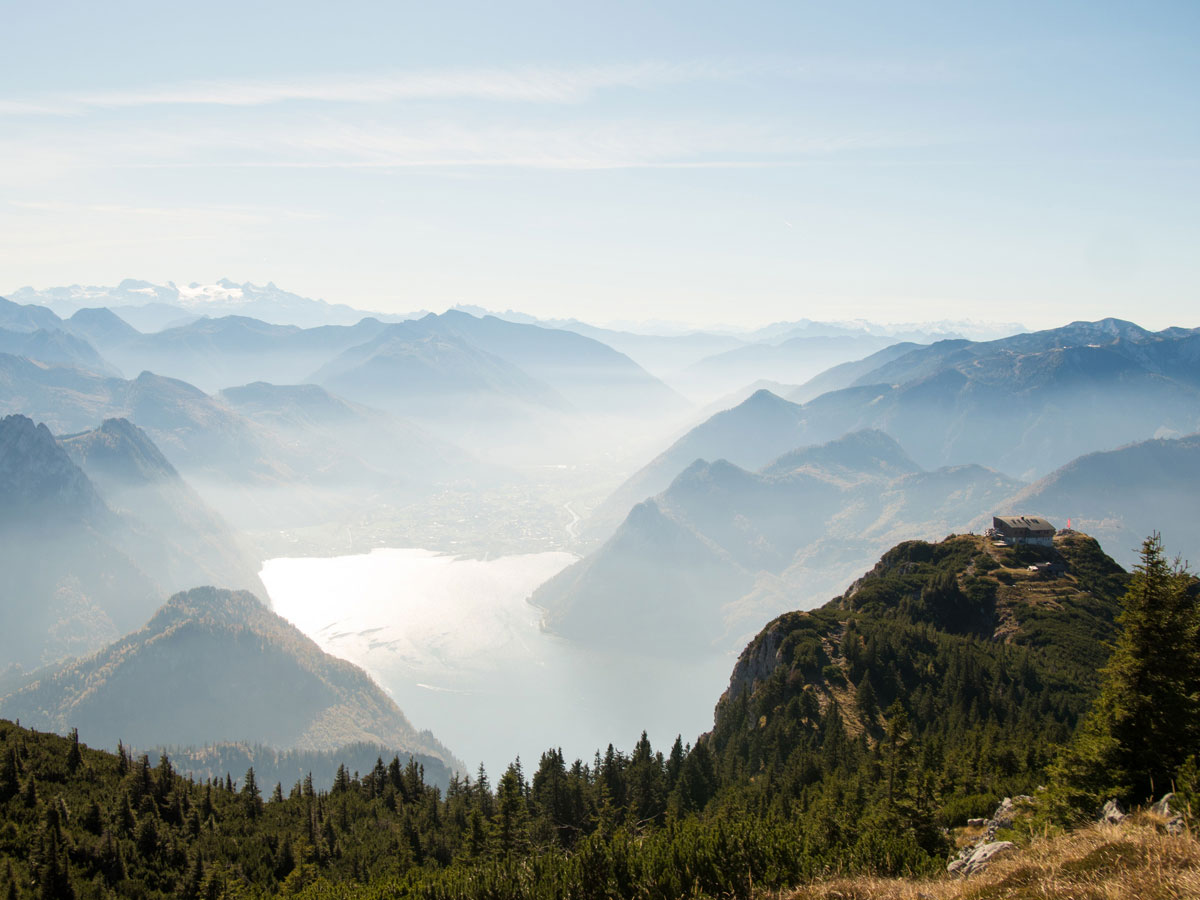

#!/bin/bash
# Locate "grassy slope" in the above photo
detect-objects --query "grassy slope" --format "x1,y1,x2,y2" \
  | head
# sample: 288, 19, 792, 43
788, 815, 1199, 900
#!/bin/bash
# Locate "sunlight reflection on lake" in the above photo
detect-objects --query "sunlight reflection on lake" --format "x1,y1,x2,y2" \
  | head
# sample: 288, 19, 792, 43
261, 549, 732, 775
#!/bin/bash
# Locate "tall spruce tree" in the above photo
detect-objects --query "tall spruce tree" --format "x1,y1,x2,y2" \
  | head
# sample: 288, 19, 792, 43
1051, 533, 1200, 812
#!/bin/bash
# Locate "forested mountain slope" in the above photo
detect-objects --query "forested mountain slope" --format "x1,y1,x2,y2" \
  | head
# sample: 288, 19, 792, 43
706, 531, 1128, 817
0, 587, 460, 772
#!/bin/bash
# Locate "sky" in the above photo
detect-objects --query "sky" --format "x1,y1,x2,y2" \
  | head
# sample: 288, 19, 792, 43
1, 0, 1197, 330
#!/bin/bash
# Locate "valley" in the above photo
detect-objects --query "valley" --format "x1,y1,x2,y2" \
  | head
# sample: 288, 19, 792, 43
3, 291, 1200, 900
3, 10, 1198, 895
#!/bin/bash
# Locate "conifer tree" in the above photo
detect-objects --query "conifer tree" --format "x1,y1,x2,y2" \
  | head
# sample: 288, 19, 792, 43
1051, 534, 1200, 811
181, 851, 204, 900
37, 828, 73, 900
242, 767, 264, 818
666, 735, 686, 791
4, 859, 18, 900
0, 748, 18, 802
65, 729, 82, 774
855, 675, 879, 725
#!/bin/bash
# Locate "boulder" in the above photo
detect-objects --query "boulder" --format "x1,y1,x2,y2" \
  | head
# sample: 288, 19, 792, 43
990, 797, 1016, 828
1100, 798, 1126, 825
967, 817, 987, 828
1151, 793, 1175, 817
948, 841, 1016, 876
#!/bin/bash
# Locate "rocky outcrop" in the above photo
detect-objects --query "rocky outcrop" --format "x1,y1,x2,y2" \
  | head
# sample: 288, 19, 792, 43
948, 841, 1016, 877
1150, 794, 1186, 834
949, 795, 1035, 875
1100, 798, 1126, 825
722, 621, 785, 703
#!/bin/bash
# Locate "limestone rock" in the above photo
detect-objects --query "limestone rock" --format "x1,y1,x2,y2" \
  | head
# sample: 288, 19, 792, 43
1151, 793, 1175, 817
948, 841, 1016, 876
1100, 798, 1126, 825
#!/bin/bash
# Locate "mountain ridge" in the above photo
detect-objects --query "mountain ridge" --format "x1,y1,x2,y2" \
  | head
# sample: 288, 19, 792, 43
0, 586, 464, 772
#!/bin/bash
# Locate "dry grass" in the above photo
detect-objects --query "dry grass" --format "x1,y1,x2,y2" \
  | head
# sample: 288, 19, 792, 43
782, 817, 1200, 900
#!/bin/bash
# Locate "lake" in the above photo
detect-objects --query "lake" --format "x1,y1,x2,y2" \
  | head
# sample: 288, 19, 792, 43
261, 548, 734, 776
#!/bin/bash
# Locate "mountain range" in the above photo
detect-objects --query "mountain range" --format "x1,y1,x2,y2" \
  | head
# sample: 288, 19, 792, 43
0, 355, 476, 536
7, 278, 416, 329
535, 429, 1023, 654
2, 287, 694, 468
587, 317, 1200, 543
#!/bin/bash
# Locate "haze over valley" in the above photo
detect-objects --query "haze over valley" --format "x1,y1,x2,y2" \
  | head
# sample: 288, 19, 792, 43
5, 280, 1200, 785
3, 6, 1199, 894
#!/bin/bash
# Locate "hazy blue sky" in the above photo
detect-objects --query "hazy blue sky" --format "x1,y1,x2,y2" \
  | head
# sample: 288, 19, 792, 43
2, 0, 1197, 329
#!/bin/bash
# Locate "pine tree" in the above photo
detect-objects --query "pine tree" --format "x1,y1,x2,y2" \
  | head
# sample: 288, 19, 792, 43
1051, 534, 1200, 812
242, 767, 263, 818
37, 829, 73, 900
181, 851, 204, 900
626, 732, 665, 826
493, 762, 529, 856
855, 675, 879, 725
99, 831, 126, 886
0, 748, 18, 802
332, 764, 351, 795
4, 860, 18, 900
65, 729, 82, 774
666, 736, 686, 792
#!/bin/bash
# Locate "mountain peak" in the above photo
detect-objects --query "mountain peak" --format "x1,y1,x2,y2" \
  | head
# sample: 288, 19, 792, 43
0, 414, 105, 523
837, 531, 1125, 636
60, 417, 179, 485
763, 429, 920, 479
0, 585, 462, 767
146, 585, 268, 633
741, 388, 788, 408
132, 369, 209, 398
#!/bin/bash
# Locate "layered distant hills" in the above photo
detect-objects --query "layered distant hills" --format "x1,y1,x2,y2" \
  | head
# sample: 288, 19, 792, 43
60, 417, 264, 593
0, 586, 462, 774
535, 430, 1023, 653
2, 287, 695, 467
992, 432, 1200, 569
7, 278, 405, 329
2, 289, 684, 417
554, 315, 1200, 654
0, 414, 263, 668
0, 353, 479, 533
587, 318, 1200, 542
